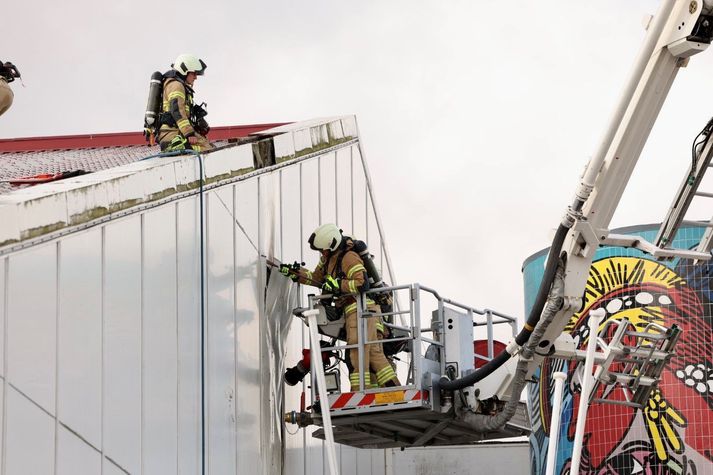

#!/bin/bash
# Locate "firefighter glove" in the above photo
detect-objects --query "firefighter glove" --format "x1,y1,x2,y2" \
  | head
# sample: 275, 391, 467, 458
279, 264, 299, 282
322, 275, 341, 295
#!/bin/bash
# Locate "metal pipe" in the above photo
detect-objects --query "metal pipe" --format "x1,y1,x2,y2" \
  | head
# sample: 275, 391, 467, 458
419, 286, 518, 324
439, 224, 568, 391
545, 371, 568, 475
305, 308, 340, 475
486, 310, 494, 359
413, 283, 424, 386
570, 308, 605, 474
196, 151, 207, 475
459, 262, 565, 432
357, 296, 366, 391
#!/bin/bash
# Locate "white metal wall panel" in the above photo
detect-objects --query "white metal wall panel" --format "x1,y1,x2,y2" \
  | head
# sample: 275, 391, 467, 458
103, 216, 142, 475
206, 188, 238, 475
355, 448, 377, 475
296, 159, 325, 475
340, 446, 358, 475
319, 153, 337, 225
102, 459, 128, 475
336, 147, 353, 232
6, 244, 56, 415
4, 388, 54, 475
57, 229, 102, 450
0, 382, 4, 471
370, 450, 386, 475
386, 443, 530, 475
280, 166, 306, 475
260, 174, 280, 260
233, 179, 262, 475
142, 206, 179, 474
176, 198, 201, 475
259, 173, 282, 475
56, 425, 101, 475
301, 160, 320, 252
1, 135, 398, 475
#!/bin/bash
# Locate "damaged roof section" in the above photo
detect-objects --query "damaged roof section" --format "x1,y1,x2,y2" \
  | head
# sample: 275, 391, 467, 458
0, 116, 359, 251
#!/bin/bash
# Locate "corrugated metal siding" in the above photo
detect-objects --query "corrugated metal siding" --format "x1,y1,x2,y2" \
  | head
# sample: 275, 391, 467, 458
0, 134, 393, 474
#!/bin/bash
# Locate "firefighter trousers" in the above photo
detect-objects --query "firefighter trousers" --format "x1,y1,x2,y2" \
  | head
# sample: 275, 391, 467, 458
345, 305, 399, 391
159, 132, 214, 153
0, 80, 13, 117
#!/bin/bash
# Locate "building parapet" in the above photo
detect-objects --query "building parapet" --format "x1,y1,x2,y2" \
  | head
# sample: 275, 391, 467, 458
0, 115, 358, 250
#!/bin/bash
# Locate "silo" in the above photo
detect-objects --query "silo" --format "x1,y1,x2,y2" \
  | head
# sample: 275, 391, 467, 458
524, 224, 713, 474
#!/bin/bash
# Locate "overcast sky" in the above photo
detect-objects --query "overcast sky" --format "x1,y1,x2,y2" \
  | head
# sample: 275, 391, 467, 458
4, 0, 713, 324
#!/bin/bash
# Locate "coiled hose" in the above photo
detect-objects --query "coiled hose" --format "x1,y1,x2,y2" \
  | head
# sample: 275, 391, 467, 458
460, 261, 565, 432
438, 222, 570, 391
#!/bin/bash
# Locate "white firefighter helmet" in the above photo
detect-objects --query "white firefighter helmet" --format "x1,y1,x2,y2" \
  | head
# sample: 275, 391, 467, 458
309, 224, 343, 251
172, 54, 207, 76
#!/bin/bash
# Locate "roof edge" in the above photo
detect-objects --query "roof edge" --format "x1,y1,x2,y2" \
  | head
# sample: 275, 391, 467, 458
0, 123, 290, 153
0, 116, 359, 252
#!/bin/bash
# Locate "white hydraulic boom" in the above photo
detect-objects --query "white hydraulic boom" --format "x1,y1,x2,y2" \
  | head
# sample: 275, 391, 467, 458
445, 0, 713, 403
538, 0, 713, 369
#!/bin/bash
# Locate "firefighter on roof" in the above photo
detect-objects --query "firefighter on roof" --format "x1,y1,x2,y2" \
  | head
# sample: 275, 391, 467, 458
151, 54, 213, 152
0, 61, 21, 117
283, 224, 400, 391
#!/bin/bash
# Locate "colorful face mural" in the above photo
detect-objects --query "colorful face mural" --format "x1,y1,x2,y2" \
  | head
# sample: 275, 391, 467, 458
529, 256, 713, 475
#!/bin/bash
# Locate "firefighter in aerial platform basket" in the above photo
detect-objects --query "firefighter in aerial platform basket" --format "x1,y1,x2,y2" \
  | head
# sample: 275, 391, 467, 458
143, 54, 214, 152
0, 60, 21, 117
281, 224, 401, 392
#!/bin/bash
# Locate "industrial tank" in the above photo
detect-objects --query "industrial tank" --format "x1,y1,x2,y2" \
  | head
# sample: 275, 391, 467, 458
524, 225, 713, 475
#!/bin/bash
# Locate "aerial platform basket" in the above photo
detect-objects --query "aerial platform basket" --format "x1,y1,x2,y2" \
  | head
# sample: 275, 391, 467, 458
287, 284, 530, 449
311, 392, 530, 449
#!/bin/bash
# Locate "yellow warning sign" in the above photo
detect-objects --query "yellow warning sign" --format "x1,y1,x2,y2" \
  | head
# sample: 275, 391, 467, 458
375, 390, 405, 404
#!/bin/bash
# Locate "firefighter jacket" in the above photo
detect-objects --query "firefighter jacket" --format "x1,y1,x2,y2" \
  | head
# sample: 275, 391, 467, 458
297, 238, 374, 315
0, 79, 13, 117
157, 72, 211, 151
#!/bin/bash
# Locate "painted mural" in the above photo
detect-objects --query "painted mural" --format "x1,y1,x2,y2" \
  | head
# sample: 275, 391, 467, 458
527, 234, 713, 475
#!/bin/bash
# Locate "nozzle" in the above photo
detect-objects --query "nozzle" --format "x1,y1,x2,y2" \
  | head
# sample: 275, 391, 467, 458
284, 361, 309, 386
284, 410, 313, 427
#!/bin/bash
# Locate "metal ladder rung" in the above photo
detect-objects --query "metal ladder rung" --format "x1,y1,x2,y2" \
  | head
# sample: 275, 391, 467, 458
624, 331, 667, 340
655, 128, 713, 248
615, 351, 670, 362
604, 372, 657, 386
366, 309, 411, 318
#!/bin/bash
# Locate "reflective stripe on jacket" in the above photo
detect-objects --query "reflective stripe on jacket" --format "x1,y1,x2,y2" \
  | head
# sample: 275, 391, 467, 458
158, 77, 195, 142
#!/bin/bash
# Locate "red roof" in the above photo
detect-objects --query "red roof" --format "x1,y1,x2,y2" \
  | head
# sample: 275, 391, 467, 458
0, 123, 288, 153
0, 123, 290, 194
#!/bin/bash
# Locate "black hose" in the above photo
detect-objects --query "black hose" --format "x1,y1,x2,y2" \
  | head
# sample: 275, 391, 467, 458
438, 222, 570, 391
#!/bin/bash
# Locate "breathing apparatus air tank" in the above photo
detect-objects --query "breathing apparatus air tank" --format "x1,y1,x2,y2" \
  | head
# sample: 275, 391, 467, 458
351, 239, 383, 289
143, 71, 163, 140
351, 238, 404, 355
